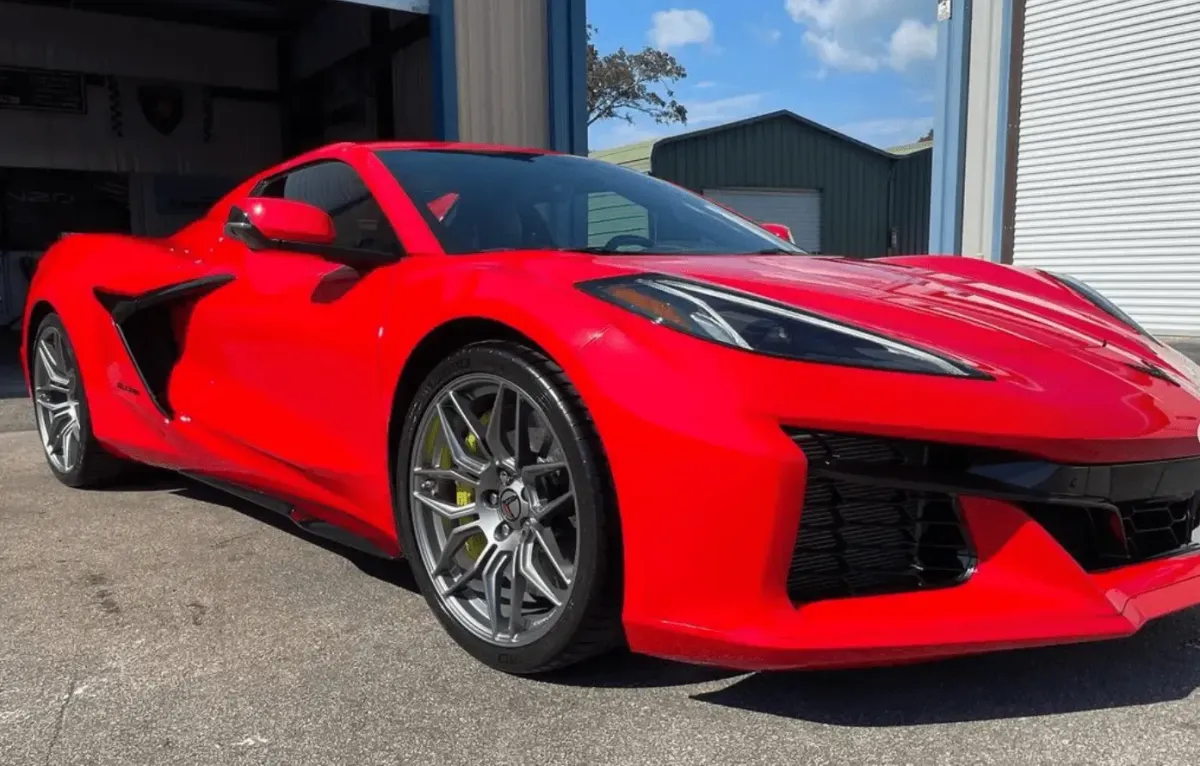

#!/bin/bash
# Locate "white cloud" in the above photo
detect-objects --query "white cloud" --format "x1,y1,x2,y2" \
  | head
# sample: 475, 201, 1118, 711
839, 116, 934, 148
804, 31, 879, 73
695, 80, 718, 89
648, 9, 714, 50
784, 0, 938, 74
687, 93, 766, 125
888, 20, 937, 71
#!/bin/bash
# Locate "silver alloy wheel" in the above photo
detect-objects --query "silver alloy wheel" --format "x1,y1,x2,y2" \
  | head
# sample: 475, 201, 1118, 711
409, 372, 579, 647
32, 326, 83, 474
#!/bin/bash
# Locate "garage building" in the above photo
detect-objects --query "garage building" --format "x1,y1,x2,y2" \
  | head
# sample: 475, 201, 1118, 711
933, 0, 1200, 338
0, 0, 587, 329
593, 111, 933, 259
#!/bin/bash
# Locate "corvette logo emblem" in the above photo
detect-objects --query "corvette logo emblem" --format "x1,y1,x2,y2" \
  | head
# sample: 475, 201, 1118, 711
499, 489, 522, 523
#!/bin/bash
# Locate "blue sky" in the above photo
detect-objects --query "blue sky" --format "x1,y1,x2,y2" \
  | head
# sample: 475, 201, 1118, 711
586, 0, 939, 152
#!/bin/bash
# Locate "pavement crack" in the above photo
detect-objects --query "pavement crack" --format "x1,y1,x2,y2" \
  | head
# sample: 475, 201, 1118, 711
44, 677, 79, 766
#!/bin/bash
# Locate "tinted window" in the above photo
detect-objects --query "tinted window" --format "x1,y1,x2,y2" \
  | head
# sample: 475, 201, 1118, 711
374, 149, 806, 256
254, 160, 399, 253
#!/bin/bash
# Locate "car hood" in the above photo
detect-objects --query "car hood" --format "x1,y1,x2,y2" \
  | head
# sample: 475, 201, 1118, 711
583, 254, 1200, 390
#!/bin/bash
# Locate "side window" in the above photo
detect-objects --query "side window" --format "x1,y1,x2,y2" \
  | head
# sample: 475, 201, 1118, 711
253, 161, 400, 253
586, 191, 651, 247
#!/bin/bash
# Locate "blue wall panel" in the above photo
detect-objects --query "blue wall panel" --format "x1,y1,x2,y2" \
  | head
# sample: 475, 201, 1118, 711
430, 0, 458, 141
546, 0, 588, 154
929, 0, 973, 254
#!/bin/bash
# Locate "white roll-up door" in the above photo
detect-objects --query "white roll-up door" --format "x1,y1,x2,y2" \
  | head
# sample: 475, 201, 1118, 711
1013, 0, 1200, 336
703, 188, 822, 253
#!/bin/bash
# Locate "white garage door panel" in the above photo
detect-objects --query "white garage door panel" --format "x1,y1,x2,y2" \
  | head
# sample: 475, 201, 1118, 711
1013, 0, 1200, 336
703, 188, 822, 253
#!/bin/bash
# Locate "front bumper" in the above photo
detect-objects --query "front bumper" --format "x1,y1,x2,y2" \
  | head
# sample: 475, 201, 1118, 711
608, 415, 1200, 672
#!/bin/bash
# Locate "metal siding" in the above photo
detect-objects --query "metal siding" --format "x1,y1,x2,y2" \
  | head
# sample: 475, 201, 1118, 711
889, 150, 933, 255
961, 0, 1007, 259
586, 193, 650, 246
1013, 0, 1200, 336
703, 189, 822, 253
650, 117, 895, 258
453, 0, 549, 148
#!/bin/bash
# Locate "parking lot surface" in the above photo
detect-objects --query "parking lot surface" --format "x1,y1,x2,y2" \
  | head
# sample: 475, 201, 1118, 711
3, 392, 1200, 765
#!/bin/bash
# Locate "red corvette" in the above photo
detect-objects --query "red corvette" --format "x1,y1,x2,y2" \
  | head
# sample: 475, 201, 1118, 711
20, 141, 1200, 675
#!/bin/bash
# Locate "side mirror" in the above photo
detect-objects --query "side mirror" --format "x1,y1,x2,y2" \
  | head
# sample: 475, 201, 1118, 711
759, 222, 795, 244
226, 196, 336, 249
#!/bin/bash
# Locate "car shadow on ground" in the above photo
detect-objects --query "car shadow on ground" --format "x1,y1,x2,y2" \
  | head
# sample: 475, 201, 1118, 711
119, 470, 1200, 726
544, 612, 1200, 725
112, 471, 420, 594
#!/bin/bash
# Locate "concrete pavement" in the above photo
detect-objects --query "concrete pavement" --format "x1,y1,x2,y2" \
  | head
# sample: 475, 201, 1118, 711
3, 430, 1200, 765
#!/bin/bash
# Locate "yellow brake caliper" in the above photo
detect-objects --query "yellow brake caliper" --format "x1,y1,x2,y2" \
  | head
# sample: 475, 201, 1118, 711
426, 413, 489, 561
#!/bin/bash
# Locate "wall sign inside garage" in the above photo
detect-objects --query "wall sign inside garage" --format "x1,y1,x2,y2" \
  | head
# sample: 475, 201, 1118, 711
0, 66, 87, 114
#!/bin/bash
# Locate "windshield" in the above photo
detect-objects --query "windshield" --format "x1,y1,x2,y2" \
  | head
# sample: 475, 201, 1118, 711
374, 149, 807, 256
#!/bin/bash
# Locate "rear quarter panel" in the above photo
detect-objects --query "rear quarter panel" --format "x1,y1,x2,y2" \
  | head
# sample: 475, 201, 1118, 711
22, 232, 219, 463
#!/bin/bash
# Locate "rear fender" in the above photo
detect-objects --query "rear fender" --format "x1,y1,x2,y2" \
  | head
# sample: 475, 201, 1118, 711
23, 234, 235, 462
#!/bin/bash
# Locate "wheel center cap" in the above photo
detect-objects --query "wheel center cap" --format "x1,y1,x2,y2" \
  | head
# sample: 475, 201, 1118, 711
498, 487, 524, 523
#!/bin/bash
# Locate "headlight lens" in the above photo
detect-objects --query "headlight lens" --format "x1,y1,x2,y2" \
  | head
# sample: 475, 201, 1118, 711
578, 275, 987, 378
1043, 270, 1156, 340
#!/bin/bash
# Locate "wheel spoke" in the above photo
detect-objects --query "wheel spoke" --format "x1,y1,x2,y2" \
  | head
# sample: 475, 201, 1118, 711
432, 521, 485, 576
36, 398, 72, 422
440, 540, 495, 597
513, 395, 532, 469
413, 466, 479, 487
434, 406, 487, 476
412, 491, 478, 521
532, 523, 574, 586
37, 340, 69, 388
518, 536, 565, 607
59, 421, 80, 468
533, 490, 574, 523
522, 460, 567, 482
507, 549, 528, 636
445, 391, 491, 460
481, 549, 511, 639
484, 384, 513, 466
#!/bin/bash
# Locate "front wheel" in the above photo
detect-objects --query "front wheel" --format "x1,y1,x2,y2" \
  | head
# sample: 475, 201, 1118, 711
395, 342, 623, 674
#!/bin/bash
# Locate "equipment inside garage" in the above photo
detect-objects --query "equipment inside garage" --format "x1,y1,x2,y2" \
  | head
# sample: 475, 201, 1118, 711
0, 0, 435, 330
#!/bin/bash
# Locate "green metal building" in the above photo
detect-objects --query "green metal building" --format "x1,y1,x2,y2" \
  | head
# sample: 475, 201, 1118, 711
589, 110, 933, 258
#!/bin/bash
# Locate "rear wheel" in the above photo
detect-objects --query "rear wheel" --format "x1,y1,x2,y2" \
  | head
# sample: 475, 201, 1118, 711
31, 313, 129, 488
396, 342, 623, 674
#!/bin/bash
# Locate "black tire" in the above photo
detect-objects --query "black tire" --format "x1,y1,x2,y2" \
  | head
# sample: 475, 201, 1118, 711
395, 341, 624, 675
31, 313, 130, 488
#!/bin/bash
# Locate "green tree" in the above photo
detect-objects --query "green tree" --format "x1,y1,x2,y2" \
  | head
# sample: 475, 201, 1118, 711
587, 24, 688, 127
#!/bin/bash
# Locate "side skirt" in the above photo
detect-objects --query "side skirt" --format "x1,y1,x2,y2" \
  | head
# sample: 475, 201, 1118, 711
180, 471, 398, 560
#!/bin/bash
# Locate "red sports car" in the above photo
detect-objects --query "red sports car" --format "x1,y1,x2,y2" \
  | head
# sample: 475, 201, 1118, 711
20, 141, 1200, 676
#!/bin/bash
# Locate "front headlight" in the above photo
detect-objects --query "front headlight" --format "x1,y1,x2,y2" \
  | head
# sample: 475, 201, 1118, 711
578, 275, 988, 378
1042, 270, 1156, 341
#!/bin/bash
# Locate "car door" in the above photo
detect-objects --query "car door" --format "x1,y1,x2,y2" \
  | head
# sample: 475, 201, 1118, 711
175, 159, 403, 521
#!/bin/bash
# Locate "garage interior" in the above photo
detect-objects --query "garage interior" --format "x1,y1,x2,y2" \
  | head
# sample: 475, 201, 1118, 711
0, 0, 435, 330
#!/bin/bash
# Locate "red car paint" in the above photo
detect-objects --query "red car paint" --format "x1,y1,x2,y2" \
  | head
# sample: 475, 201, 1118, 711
21, 140, 1200, 671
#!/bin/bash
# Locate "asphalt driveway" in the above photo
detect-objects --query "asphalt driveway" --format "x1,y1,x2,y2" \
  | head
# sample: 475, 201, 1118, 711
2, 337, 1200, 765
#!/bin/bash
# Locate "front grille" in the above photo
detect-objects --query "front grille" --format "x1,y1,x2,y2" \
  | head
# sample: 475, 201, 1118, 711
784, 428, 1200, 596
786, 431, 975, 604
1023, 494, 1200, 571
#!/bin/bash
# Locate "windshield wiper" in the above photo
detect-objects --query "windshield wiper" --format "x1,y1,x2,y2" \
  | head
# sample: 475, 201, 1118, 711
549, 246, 652, 255
747, 247, 797, 254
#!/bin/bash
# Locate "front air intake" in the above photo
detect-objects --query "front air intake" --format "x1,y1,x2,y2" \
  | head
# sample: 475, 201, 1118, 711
784, 430, 976, 605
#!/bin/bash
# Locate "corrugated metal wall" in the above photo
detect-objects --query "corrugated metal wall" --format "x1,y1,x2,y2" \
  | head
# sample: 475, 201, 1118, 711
889, 149, 933, 255
651, 114, 925, 258
452, 0, 549, 148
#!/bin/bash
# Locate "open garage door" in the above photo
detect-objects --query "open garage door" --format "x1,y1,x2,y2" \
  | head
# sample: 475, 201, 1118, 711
702, 188, 822, 253
0, 0, 434, 329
